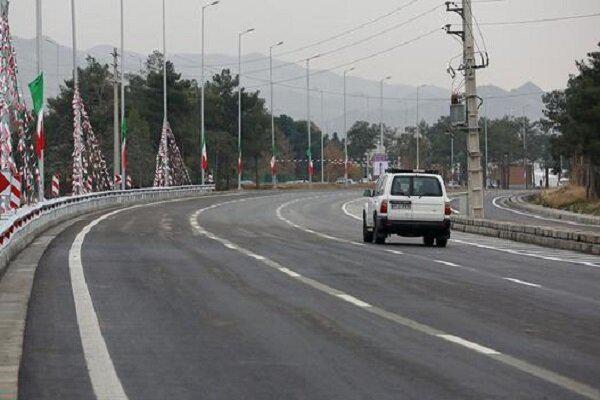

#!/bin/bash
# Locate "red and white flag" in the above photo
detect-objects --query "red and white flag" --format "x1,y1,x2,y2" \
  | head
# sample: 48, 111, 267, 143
10, 169, 21, 209
270, 155, 277, 175
126, 175, 132, 189
51, 174, 60, 197
201, 139, 208, 171
238, 156, 243, 176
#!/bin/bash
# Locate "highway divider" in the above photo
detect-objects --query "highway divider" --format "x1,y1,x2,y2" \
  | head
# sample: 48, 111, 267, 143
0, 185, 214, 280
451, 216, 600, 255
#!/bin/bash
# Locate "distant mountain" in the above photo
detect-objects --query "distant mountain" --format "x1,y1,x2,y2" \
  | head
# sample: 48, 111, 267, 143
14, 36, 546, 134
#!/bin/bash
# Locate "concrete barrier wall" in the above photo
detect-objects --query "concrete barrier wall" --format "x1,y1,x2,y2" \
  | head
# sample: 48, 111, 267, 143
0, 186, 214, 281
452, 216, 600, 255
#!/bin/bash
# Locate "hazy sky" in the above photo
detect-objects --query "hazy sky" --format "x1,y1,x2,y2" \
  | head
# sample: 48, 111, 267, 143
10, 0, 600, 90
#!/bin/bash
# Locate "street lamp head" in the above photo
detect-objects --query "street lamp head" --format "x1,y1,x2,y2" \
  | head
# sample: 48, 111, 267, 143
211, 1, 220, 5
385, 75, 392, 81
276, 41, 284, 46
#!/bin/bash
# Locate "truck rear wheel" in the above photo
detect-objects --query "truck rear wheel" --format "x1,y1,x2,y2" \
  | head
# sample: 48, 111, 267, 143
436, 238, 448, 248
423, 236, 435, 247
372, 217, 386, 245
363, 214, 374, 243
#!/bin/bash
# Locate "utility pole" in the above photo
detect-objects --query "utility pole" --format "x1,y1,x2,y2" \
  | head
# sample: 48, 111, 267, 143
446, 0, 487, 218
111, 48, 120, 184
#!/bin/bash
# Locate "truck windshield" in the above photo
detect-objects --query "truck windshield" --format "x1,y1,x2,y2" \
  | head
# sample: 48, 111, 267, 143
391, 176, 442, 197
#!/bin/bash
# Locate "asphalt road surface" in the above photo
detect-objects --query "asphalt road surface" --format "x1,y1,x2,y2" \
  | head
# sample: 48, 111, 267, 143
19, 190, 600, 399
484, 190, 600, 234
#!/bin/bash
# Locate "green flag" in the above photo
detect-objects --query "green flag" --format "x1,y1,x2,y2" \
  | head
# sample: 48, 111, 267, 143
28, 73, 44, 114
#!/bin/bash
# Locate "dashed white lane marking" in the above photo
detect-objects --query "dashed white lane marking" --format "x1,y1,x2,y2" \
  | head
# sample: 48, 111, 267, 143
336, 294, 372, 308
503, 277, 542, 288
191, 199, 600, 400
437, 335, 500, 355
434, 260, 462, 268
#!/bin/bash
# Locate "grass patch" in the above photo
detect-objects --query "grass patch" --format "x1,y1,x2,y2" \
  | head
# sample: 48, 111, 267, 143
534, 185, 600, 216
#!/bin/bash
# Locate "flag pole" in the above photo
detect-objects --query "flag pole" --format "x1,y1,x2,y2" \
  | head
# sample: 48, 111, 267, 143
36, 0, 44, 201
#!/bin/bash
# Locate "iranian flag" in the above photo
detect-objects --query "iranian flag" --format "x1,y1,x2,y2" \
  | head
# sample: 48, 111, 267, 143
28, 73, 45, 159
270, 146, 277, 175
306, 148, 314, 176
121, 118, 127, 174
201, 137, 208, 171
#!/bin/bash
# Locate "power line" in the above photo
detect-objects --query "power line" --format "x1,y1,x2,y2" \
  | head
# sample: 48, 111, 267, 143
481, 11, 600, 25
243, 4, 442, 76
205, 0, 425, 68
247, 27, 442, 89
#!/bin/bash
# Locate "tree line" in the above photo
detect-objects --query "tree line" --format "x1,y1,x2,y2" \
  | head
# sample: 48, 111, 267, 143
44, 53, 357, 192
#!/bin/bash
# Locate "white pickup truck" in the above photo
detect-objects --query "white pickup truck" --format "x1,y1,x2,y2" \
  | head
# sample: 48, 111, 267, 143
362, 170, 452, 247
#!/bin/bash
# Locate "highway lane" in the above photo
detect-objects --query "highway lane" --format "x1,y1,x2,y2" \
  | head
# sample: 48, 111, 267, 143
19, 190, 600, 399
483, 190, 600, 234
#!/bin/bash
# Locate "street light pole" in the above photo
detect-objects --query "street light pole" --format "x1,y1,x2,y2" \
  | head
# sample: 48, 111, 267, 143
379, 76, 391, 153
416, 85, 424, 169
343, 67, 354, 186
162, 0, 170, 185
306, 54, 320, 185
269, 40, 283, 188
45, 38, 60, 98
522, 106, 528, 189
320, 89, 325, 184
120, 0, 126, 190
238, 28, 255, 190
201, 1, 220, 186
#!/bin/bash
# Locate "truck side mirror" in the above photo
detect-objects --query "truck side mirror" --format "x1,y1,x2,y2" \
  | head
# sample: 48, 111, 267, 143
363, 189, 373, 197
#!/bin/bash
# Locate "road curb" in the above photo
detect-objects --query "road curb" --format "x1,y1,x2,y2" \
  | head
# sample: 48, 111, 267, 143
451, 217, 600, 255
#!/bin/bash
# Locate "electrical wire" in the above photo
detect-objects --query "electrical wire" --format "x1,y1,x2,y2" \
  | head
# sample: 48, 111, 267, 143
205, 0, 425, 68
243, 4, 442, 76
480, 11, 600, 25
246, 27, 442, 89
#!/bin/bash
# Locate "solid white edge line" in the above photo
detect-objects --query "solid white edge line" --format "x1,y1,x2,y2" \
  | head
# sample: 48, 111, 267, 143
67, 191, 261, 400
336, 294, 372, 308
70, 209, 132, 400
